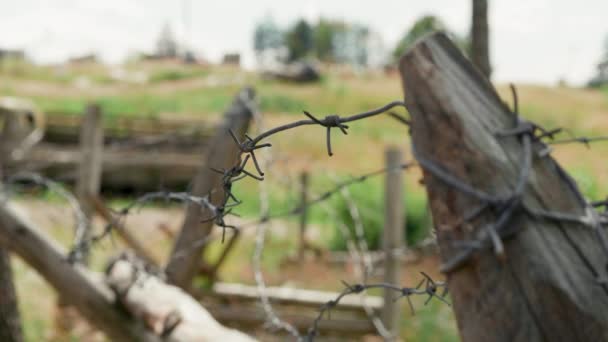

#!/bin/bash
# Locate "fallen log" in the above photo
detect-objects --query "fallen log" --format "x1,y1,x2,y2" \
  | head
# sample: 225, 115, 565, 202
106, 253, 257, 341
0, 202, 159, 341
0, 201, 257, 341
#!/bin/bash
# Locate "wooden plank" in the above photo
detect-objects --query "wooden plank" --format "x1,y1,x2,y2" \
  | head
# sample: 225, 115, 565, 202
0, 202, 159, 341
76, 103, 103, 262
166, 88, 254, 290
44, 111, 214, 145
400, 32, 608, 341
27, 143, 201, 190
298, 171, 309, 259
203, 282, 383, 311
206, 305, 376, 336
382, 146, 404, 335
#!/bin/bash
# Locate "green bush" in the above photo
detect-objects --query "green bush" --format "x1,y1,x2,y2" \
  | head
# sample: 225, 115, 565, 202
328, 179, 430, 251
148, 68, 209, 83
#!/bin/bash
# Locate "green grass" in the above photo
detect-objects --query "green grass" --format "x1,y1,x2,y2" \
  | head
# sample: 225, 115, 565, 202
148, 68, 209, 83
32, 86, 237, 118
401, 297, 459, 341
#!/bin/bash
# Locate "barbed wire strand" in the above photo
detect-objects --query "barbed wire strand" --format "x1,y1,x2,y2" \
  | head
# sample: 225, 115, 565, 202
334, 181, 393, 339
243, 90, 304, 340
1, 172, 88, 261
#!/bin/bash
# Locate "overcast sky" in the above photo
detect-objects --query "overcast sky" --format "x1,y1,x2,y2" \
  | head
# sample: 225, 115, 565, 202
1, 0, 606, 85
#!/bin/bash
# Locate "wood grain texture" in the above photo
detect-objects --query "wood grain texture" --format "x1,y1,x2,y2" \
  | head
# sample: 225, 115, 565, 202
399, 32, 608, 342
106, 257, 256, 341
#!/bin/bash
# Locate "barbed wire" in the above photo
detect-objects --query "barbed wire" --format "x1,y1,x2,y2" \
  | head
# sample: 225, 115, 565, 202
337, 183, 393, 339
305, 273, 449, 341
9, 79, 608, 341
65, 100, 410, 262
0, 172, 88, 261
412, 85, 608, 283
239, 162, 416, 228
243, 90, 304, 340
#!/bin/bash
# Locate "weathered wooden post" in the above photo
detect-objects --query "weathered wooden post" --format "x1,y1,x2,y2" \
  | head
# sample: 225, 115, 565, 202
76, 103, 104, 263
382, 146, 404, 338
166, 88, 254, 290
0, 99, 38, 342
471, 0, 491, 78
298, 171, 309, 259
400, 32, 608, 341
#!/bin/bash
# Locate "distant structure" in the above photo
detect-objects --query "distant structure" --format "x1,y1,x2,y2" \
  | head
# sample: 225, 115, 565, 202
155, 23, 179, 59
68, 53, 98, 64
221, 53, 241, 66
588, 59, 608, 88
0, 49, 25, 61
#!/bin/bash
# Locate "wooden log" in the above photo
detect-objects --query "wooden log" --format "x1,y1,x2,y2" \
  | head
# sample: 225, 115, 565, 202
76, 103, 104, 262
43, 111, 214, 146
399, 32, 608, 341
206, 306, 376, 336
90, 196, 160, 266
382, 147, 404, 337
202, 282, 383, 311
298, 171, 309, 259
0, 248, 22, 342
106, 254, 257, 341
206, 230, 241, 282
166, 88, 254, 290
0, 202, 159, 341
28, 142, 201, 191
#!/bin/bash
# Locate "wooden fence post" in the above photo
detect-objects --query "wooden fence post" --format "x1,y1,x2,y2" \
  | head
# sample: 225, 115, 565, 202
400, 32, 608, 341
0, 104, 26, 342
166, 88, 254, 290
298, 171, 309, 259
382, 146, 404, 338
76, 103, 103, 263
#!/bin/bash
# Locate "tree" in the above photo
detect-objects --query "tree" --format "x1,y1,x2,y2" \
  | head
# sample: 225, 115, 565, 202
331, 24, 371, 67
285, 19, 314, 62
603, 34, 608, 61
253, 17, 283, 54
470, 0, 492, 78
587, 34, 608, 87
156, 23, 178, 58
313, 18, 343, 62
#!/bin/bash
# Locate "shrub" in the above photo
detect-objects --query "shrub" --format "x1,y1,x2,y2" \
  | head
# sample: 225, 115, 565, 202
328, 179, 430, 251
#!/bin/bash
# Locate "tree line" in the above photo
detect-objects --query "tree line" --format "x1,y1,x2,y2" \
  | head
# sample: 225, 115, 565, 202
254, 0, 491, 79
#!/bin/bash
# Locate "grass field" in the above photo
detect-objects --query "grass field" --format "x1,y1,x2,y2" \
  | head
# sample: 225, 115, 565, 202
3, 59, 608, 341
